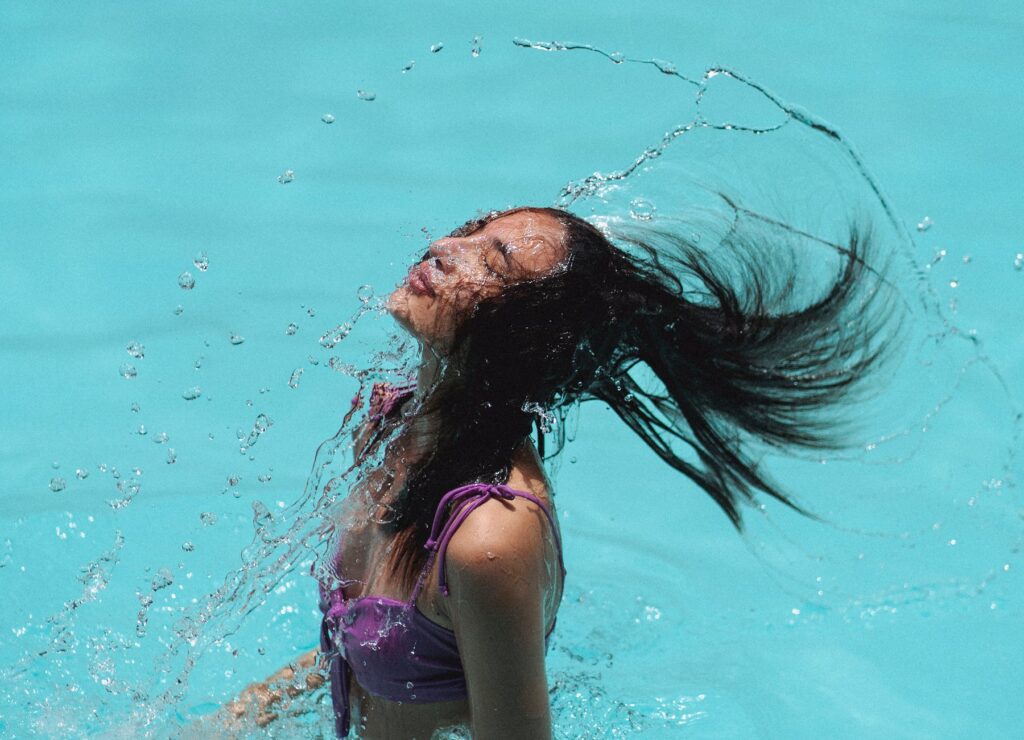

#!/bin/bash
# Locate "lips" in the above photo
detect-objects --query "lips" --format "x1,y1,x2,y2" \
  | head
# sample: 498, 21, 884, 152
407, 262, 436, 297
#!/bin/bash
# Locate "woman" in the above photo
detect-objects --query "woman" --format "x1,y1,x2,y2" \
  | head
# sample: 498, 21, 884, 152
230, 204, 889, 738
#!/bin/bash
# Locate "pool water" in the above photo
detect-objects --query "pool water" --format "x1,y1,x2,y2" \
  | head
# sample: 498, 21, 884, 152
2, 2, 1022, 737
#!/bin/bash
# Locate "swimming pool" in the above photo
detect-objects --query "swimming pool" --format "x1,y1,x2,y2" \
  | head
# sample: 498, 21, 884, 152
2, 2, 1022, 737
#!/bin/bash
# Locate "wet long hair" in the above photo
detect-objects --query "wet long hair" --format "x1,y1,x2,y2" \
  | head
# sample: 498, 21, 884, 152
379, 204, 895, 589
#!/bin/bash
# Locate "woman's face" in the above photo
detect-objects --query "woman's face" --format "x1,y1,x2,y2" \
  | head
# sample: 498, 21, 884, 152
387, 210, 568, 351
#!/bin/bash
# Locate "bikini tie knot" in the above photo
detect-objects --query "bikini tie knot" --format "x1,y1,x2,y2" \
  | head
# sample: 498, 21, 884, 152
486, 484, 515, 500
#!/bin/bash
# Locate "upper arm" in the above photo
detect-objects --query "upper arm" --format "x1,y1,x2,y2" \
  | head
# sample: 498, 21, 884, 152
444, 502, 553, 740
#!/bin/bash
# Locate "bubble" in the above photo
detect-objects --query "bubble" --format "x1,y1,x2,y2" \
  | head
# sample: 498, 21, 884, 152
120, 363, 138, 380
193, 250, 209, 272
277, 169, 295, 184
130, 402, 140, 413
181, 541, 195, 553
229, 332, 245, 346
182, 386, 202, 401
137, 424, 147, 436
49, 477, 66, 493
401, 60, 415, 73
284, 323, 299, 337
75, 468, 89, 480
193, 357, 202, 370
166, 448, 177, 464
288, 368, 303, 388
356, 90, 376, 101
962, 254, 972, 264
153, 432, 169, 444
306, 307, 317, 317
1014, 253, 1023, 271
173, 304, 184, 316
200, 511, 217, 526
321, 113, 336, 124
357, 284, 374, 303
949, 279, 959, 289
126, 342, 145, 359
178, 271, 195, 290
308, 355, 319, 366
258, 473, 272, 483
471, 36, 482, 57
227, 474, 241, 487
406, 681, 414, 689
430, 42, 444, 53
916, 216, 934, 232
629, 198, 656, 221
570, 456, 578, 464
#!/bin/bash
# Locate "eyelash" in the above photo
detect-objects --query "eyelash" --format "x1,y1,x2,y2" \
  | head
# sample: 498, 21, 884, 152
483, 241, 507, 278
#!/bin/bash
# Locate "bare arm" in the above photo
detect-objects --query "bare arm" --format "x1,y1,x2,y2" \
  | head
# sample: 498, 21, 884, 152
226, 648, 325, 727
445, 500, 554, 740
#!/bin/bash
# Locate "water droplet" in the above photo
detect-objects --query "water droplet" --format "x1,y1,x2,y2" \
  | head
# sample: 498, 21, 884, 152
629, 198, 655, 221
430, 42, 444, 53
120, 363, 138, 380
137, 424, 147, 436
570, 456, 577, 464
406, 681, 414, 689
356, 89, 376, 101
173, 304, 184, 316
166, 447, 177, 464
285, 322, 298, 335
485, 551, 496, 560
949, 279, 959, 289
75, 468, 89, 480
410, 694, 416, 700
1014, 253, 1023, 271
357, 284, 374, 303
153, 432, 169, 444
178, 271, 195, 290
151, 568, 174, 591
306, 307, 316, 317
182, 386, 202, 401
49, 477, 66, 493
126, 342, 145, 359
962, 254, 971, 264
321, 113, 335, 124
227, 474, 241, 487
229, 332, 245, 346
319, 323, 353, 349
652, 58, 677, 75
401, 60, 415, 73
288, 368, 304, 388
257, 472, 272, 483
182, 541, 195, 552
609, 51, 625, 63
471, 36, 482, 57
277, 169, 295, 184
308, 355, 319, 366
193, 250, 209, 272
130, 401, 140, 413
916, 216, 933, 232
200, 511, 217, 526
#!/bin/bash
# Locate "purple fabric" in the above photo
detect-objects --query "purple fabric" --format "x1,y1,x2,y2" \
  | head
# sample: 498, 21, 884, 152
318, 482, 565, 738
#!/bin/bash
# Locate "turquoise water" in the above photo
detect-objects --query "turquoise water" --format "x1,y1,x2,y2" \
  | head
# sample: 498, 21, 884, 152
2, 2, 1023, 737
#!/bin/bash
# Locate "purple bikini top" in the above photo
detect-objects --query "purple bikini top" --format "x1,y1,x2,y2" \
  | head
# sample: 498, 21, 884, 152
318, 384, 566, 738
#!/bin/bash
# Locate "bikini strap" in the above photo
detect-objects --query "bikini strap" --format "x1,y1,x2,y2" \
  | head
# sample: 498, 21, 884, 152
409, 483, 564, 602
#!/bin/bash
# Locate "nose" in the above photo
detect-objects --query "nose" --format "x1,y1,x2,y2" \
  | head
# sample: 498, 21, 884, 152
428, 240, 454, 273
